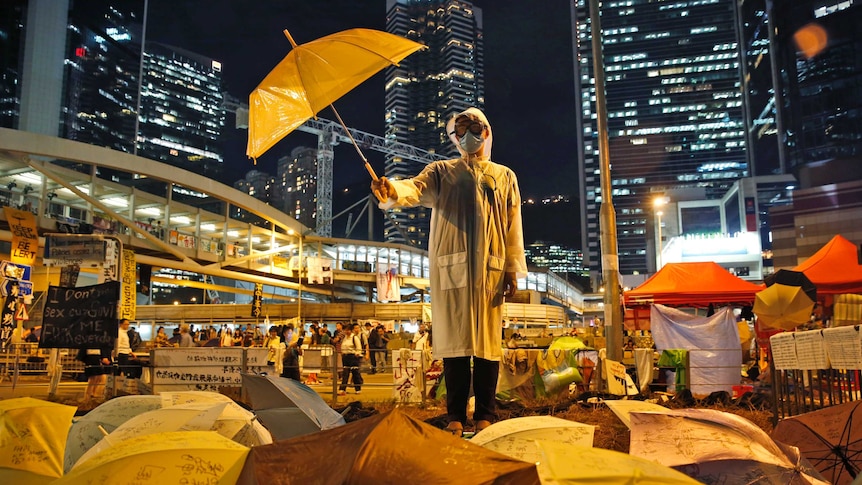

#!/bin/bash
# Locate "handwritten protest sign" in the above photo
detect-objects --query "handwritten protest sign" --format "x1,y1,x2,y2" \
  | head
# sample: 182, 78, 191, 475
39, 281, 120, 349
4, 207, 39, 265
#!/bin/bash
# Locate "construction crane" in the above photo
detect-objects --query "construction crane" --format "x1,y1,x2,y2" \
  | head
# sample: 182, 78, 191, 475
226, 97, 446, 237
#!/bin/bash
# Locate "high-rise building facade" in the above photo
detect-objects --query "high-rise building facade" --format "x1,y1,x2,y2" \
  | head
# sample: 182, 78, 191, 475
278, 146, 319, 230
137, 42, 225, 182
574, 0, 748, 281
384, 0, 484, 249
64, 3, 142, 154
0, 0, 26, 130
769, 0, 862, 183
525, 241, 589, 278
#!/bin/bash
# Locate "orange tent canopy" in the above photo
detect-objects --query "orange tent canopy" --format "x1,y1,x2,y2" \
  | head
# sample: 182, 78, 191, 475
624, 262, 764, 307
794, 234, 862, 295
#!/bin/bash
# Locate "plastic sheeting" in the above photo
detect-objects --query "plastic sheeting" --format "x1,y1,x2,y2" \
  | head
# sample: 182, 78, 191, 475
650, 304, 741, 396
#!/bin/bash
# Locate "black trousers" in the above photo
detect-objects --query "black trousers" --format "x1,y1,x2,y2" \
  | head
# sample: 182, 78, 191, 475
443, 356, 499, 425
117, 353, 143, 379
340, 354, 363, 391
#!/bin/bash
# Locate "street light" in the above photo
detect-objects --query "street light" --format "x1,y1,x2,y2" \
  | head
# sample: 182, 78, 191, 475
653, 197, 667, 270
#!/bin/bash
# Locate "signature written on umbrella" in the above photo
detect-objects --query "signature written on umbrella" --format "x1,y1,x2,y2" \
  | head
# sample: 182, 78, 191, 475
178, 454, 224, 481
12, 444, 49, 465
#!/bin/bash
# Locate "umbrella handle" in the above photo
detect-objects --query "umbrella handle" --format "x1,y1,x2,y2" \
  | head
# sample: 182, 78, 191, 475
364, 161, 378, 181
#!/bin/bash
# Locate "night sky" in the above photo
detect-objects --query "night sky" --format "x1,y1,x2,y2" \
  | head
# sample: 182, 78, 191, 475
140, 0, 581, 201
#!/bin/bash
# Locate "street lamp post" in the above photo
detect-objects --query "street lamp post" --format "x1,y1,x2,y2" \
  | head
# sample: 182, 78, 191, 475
656, 210, 663, 269
653, 197, 667, 270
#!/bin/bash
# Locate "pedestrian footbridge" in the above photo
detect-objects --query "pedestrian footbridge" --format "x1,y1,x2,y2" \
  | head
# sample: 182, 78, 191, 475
0, 128, 580, 330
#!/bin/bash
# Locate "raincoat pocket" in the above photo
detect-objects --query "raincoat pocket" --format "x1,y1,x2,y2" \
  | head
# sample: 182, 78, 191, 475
437, 251, 468, 290
487, 255, 505, 293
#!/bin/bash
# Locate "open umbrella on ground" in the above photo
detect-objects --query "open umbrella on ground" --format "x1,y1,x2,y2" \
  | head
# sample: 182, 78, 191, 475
64, 395, 163, 472
159, 390, 235, 406
629, 408, 829, 484
771, 400, 862, 485
470, 415, 595, 459
242, 373, 345, 441
247, 27, 425, 183
604, 399, 670, 429
766, 269, 817, 302
237, 408, 540, 485
534, 441, 701, 484
72, 402, 229, 469
754, 283, 817, 330
55, 431, 249, 485
156, 390, 272, 446
0, 397, 76, 484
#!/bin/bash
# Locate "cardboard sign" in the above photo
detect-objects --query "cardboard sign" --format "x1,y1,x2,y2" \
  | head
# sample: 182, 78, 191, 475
39, 281, 120, 349
4, 207, 39, 265
120, 249, 136, 319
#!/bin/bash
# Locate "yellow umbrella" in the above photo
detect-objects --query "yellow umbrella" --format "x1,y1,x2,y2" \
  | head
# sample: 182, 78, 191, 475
754, 283, 816, 330
536, 441, 701, 484
470, 415, 594, 459
55, 431, 249, 485
0, 397, 76, 484
247, 27, 425, 179
604, 399, 670, 429
73, 402, 229, 468
64, 395, 163, 473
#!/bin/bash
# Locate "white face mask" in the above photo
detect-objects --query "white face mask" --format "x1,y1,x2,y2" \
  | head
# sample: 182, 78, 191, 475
459, 132, 484, 154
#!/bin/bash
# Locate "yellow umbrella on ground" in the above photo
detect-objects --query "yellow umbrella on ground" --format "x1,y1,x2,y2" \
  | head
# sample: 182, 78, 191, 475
72, 402, 229, 468
247, 27, 425, 181
55, 431, 249, 485
604, 399, 670, 429
536, 441, 701, 484
754, 283, 816, 330
0, 397, 76, 484
470, 415, 594, 458
64, 395, 163, 473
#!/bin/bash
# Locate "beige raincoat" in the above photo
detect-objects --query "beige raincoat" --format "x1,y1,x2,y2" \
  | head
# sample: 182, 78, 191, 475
380, 108, 527, 361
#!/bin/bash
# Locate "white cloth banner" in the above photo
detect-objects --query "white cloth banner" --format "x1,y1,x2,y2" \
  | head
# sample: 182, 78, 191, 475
376, 264, 400, 302
650, 304, 741, 396
306, 257, 332, 284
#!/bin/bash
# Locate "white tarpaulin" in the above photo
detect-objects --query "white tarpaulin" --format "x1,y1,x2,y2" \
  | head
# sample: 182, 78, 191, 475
650, 304, 741, 396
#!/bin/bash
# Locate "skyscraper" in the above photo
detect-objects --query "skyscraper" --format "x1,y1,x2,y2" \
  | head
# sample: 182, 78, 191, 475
64, 2, 143, 154
137, 42, 225, 182
384, 0, 484, 249
574, 0, 748, 281
278, 146, 319, 230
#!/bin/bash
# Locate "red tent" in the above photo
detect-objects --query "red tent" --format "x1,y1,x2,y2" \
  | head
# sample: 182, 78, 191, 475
624, 261, 764, 307
794, 234, 862, 295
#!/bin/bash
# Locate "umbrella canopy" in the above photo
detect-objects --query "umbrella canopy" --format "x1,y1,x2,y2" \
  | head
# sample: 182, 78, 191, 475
242, 374, 345, 441
535, 441, 701, 484
629, 408, 829, 484
55, 431, 249, 485
470, 415, 594, 456
238, 409, 540, 485
73, 402, 229, 468
765, 269, 817, 302
754, 283, 816, 330
772, 400, 862, 485
157, 390, 272, 446
64, 395, 163, 472
247, 28, 425, 161
0, 397, 76, 484
604, 399, 670, 429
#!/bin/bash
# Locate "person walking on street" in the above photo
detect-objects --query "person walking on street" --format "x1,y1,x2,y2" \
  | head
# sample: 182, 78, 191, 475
116, 318, 143, 380
368, 325, 389, 374
338, 323, 368, 395
371, 107, 527, 437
